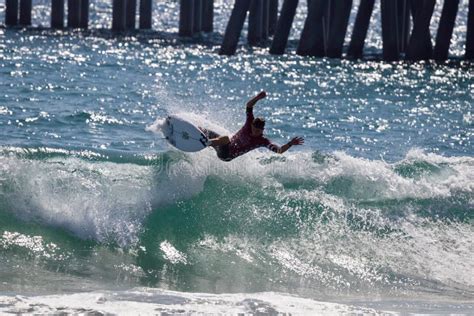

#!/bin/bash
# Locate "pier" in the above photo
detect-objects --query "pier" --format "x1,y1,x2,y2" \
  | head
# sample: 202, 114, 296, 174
2, 0, 474, 61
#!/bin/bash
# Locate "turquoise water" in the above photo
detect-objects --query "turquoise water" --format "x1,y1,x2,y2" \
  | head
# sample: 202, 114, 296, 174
0, 0, 473, 313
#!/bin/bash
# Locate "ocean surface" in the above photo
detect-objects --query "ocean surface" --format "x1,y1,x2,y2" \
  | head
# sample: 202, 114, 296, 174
0, 0, 473, 314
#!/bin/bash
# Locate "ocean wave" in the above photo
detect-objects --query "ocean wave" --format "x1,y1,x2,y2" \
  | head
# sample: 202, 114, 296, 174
0, 146, 472, 242
0, 146, 472, 297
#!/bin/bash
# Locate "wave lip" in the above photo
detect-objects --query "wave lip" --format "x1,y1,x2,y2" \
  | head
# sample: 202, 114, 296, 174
0, 152, 155, 247
0, 147, 473, 245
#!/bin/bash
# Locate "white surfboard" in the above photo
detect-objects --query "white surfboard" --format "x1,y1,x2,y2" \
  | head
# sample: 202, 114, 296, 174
161, 115, 209, 152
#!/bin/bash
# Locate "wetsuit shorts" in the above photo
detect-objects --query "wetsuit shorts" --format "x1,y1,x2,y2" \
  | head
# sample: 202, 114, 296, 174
200, 128, 232, 161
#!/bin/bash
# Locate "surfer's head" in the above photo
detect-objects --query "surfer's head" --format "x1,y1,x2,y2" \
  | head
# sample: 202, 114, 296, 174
251, 117, 265, 136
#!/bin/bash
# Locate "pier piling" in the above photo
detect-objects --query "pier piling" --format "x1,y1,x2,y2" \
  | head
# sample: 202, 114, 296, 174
323, 0, 333, 48
79, 0, 89, 29
19, 0, 32, 26
220, 0, 251, 55
270, 0, 298, 55
6, 0, 19, 26
112, 0, 127, 32
262, 0, 270, 41
193, 0, 203, 33
179, 0, 194, 36
397, 0, 409, 53
269, 0, 278, 36
434, 0, 459, 61
202, 0, 214, 32
406, 0, 435, 61
179, 0, 213, 35
126, 0, 137, 29
466, 0, 474, 59
67, 0, 81, 28
381, 0, 400, 61
139, 0, 153, 29
51, 0, 64, 29
326, 0, 352, 58
297, 0, 327, 57
347, 0, 375, 59
248, 0, 264, 46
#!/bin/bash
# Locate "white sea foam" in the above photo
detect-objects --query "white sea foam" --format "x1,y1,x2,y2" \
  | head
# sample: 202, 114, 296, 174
0, 288, 395, 315
0, 155, 154, 247
160, 240, 188, 265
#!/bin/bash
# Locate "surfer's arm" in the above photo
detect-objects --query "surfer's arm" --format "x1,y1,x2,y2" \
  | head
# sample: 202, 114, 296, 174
246, 91, 266, 110
245, 91, 266, 124
270, 137, 304, 154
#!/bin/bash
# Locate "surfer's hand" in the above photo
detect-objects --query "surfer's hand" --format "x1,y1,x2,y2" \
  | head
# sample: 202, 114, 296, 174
290, 137, 304, 146
256, 91, 267, 100
247, 91, 267, 108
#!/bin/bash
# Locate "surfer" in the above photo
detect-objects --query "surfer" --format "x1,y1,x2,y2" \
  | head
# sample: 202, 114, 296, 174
202, 91, 304, 161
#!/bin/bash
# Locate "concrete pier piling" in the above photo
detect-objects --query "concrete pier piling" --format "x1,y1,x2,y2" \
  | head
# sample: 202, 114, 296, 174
248, 0, 264, 45
397, 0, 409, 53
7, 0, 33, 27
202, 0, 214, 32
326, 0, 352, 58
51, 0, 65, 29
466, 0, 474, 59
5, 0, 19, 26
67, 0, 81, 28
179, 0, 194, 36
220, 0, 251, 55
406, 0, 435, 61
381, 0, 400, 61
408, 0, 433, 59
269, 0, 278, 36
139, 0, 153, 29
193, 0, 203, 33
262, 0, 270, 41
112, 0, 127, 32
323, 0, 332, 47
409, 0, 422, 26
79, 0, 89, 29
434, 0, 460, 61
347, 0, 375, 59
126, 0, 137, 29
19, 0, 32, 26
270, 0, 299, 55
179, 0, 213, 36
297, 0, 327, 57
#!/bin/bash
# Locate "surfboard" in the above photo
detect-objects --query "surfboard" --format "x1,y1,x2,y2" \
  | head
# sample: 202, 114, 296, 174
161, 115, 209, 152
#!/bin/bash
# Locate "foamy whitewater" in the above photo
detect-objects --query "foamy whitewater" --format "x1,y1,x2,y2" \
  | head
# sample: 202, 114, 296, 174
0, 0, 473, 314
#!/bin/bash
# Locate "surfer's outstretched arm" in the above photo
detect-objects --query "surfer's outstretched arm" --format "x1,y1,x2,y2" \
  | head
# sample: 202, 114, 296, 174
246, 91, 266, 109
274, 137, 305, 154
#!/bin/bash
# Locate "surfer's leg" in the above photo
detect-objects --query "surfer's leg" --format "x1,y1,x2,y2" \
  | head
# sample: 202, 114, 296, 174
210, 137, 231, 161
215, 143, 231, 161
209, 136, 230, 147
199, 127, 219, 139
198, 127, 230, 147
198, 127, 231, 158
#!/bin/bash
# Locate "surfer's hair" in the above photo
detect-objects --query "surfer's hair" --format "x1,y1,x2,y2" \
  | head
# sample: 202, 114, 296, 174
253, 117, 265, 129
